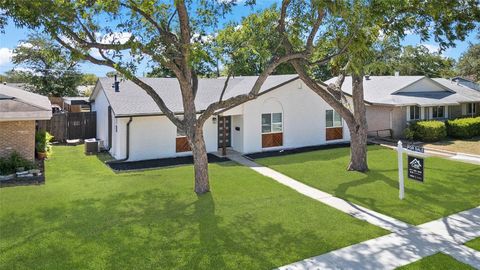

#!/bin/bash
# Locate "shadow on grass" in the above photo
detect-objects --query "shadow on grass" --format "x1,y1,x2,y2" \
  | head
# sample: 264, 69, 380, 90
0, 188, 325, 269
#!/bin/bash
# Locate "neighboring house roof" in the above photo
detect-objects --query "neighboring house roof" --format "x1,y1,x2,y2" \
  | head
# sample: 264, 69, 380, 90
63, 96, 90, 105
0, 84, 52, 120
451, 76, 480, 91
325, 76, 480, 107
90, 75, 299, 117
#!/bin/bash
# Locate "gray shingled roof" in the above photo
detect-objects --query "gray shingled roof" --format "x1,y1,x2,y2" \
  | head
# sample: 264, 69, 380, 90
93, 75, 298, 116
0, 84, 52, 120
325, 76, 480, 106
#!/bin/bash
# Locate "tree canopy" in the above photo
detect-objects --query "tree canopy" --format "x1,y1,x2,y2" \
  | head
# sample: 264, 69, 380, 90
457, 43, 480, 82
12, 34, 82, 96
365, 42, 456, 78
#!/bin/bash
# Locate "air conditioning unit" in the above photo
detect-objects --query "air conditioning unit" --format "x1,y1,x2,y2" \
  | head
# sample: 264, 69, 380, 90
84, 138, 99, 155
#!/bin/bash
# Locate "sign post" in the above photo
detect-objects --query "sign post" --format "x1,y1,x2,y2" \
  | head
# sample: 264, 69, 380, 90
397, 141, 404, 200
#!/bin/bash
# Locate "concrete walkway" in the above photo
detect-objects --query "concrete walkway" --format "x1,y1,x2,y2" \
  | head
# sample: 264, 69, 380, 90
225, 152, 480, 269
277, 207, 480, 270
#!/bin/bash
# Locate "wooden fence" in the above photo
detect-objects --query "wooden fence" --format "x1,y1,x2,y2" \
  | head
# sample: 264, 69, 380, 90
37, 112, 96, 142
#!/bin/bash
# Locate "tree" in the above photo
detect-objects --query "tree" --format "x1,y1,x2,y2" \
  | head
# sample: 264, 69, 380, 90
271, 0, 478, 171
366, 43, 456, 78
11, 34, 83, 96
0, 69, 29, 83
81, 73, 98, 85
457, 43, 480, 82
1, 0, 331, 194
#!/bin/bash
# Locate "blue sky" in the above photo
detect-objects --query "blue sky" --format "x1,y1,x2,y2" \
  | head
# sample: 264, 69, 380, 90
0, 1, 478, 77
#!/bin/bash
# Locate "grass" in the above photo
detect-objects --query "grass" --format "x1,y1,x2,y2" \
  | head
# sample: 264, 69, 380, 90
465, 237, 480, 251
423, 136, 480, 155
396, 253, 475, 270
256, 145, 480, 225
0, 146, 387, 270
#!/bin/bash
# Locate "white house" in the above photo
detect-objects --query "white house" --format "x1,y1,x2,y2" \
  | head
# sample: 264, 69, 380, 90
326, 75, 480, 138
90, 75, 350, 161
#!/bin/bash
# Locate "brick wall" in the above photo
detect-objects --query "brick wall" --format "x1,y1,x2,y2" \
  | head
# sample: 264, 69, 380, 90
0, 121, 36, 161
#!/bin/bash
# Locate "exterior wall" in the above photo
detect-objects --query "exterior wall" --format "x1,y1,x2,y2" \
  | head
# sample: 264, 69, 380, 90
366, 106, 392, 132
225, 80, 350, 154
92, 89, 110, 148
448, 105, 462, 119
365, 105, 406, 138
112, 115, 218, 161
0, 120, 35, 161
391, 107, 407, 138
231, 114, 244, 153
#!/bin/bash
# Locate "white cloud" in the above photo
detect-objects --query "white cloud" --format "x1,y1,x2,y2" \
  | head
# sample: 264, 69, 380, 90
0, 48, 13, 66
420, 43, 440, 54
98, 32, 132, 44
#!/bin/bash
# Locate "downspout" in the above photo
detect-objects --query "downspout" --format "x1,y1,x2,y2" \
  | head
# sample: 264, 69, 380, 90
107, 117, 133, 163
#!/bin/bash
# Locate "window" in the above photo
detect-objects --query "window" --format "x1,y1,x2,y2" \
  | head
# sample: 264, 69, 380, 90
177, 127, 186, 137
467, 103, 477, 115
409, 106, 420, 120
261, 113, 282, 134
432, 106, 445, 119
326, 110, 342, 128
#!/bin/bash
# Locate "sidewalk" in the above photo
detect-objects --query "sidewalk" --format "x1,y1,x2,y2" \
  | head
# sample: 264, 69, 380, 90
225, 151, 480, 269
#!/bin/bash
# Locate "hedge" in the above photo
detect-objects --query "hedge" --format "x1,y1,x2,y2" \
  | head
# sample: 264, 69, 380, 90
446, 117, 480, 139
409, 120, 447, 142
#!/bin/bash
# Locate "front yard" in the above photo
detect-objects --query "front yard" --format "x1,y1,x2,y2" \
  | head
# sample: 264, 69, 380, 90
396, 253, 475, 270
256, 145, 480, 225
0, 146, 387, 269
422, 136, 480, 155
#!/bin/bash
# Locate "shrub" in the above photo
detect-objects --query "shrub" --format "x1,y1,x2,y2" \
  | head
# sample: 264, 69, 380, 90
0, 152, 36, 175
35, 130, 54, 155
446, 117, 480, 139
410, 120, 447, 142
403, 127, 415, 141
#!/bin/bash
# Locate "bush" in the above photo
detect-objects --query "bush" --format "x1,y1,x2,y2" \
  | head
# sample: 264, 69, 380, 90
35, 130, 54, 155
410, 120, 447, 142
0, 152, 36, 175
446, 117, 480, 139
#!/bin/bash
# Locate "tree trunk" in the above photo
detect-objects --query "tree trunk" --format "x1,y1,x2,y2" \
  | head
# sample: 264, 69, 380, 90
347, 73, 369, 172
348, 123, 368, 172
191, 128, 210, 194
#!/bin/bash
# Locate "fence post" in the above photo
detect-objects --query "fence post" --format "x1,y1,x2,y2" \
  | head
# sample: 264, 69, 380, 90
398, 140, 404, 200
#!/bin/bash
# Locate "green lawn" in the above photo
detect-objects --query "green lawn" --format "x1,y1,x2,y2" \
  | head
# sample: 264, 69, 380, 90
396, 253, 475, 270
0, 146, 387, 270
465, 237, 480, 251
256, 145, 480, 225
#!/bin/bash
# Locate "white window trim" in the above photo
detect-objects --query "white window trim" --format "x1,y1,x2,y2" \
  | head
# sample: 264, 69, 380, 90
467, 103, 477, 115
407, 106, 421, 121
326, 109, 343, 128
261, 112, 283, 134
431, 106, 446, 119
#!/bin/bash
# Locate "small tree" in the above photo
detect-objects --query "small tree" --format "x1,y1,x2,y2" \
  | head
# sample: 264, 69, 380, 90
12, 34, 83, 97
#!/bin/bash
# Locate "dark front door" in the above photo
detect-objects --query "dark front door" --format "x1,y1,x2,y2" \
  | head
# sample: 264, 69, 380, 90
218, 116, 231, 148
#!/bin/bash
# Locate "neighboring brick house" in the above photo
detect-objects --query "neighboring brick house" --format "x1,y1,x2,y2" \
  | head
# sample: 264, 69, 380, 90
0, 84, 52, 161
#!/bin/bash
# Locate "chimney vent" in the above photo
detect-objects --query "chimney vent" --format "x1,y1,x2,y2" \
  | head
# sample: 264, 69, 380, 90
394, 71, 400, 77
112, 74, 120, 92
2, 82, 6, 85
365, 75, 370, 80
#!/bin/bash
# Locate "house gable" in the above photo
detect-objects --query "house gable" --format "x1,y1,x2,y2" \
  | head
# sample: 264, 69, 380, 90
394, 77, 454, 94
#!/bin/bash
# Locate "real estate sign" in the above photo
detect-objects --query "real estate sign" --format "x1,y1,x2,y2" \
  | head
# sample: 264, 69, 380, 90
407, 155, 424, 182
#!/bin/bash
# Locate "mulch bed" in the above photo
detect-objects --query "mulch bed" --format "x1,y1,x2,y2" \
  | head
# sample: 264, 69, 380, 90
0, 159, 45, 188
107, 154, 230, 171
245, 142, 353, 159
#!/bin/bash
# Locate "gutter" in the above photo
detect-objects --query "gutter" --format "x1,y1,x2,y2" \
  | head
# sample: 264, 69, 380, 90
107, 117, 133, 163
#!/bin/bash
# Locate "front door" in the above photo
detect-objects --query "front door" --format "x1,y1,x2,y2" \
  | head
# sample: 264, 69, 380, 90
218, 116, 231, 148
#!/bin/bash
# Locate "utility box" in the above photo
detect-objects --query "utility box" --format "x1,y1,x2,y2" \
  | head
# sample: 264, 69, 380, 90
84, 138, 99, 155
